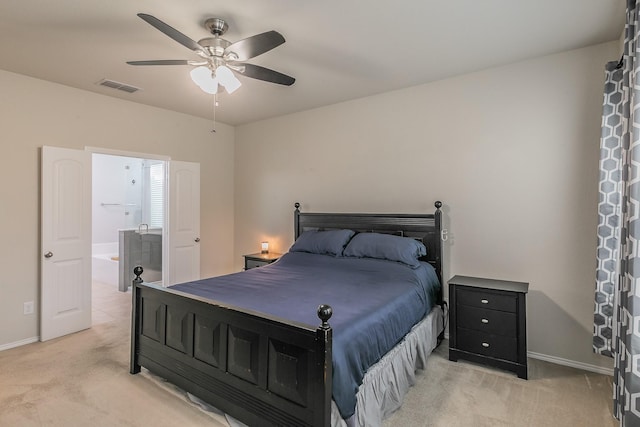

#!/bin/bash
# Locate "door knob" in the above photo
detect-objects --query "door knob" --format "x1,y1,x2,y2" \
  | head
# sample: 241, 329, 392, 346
44, 251, 53, 258
194, 238, 200, 243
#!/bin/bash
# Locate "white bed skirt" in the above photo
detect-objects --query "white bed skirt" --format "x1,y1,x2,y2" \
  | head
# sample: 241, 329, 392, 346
143, 305, 444, 427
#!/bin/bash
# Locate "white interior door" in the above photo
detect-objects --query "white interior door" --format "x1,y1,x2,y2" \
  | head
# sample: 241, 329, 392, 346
167, 161, 200, 285
41, 146, 92, 341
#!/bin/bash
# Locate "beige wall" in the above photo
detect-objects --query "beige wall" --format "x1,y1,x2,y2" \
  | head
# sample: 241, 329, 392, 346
0, 70, 235, 347
0, 39, 620, 370
235, 41, 619, 370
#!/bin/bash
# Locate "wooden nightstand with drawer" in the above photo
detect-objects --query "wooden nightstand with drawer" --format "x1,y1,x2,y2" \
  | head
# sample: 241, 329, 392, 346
243, 252, 282, 270
448, 275, 529, 379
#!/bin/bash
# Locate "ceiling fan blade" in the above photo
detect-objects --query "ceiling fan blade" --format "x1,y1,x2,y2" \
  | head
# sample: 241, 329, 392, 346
137, 13, 203, 53
233, 63, 295, 86
127, 60, 191, 66
224, 31, 285, 61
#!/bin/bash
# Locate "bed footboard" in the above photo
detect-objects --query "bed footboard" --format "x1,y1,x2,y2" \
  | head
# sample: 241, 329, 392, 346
130, 267, 333, 427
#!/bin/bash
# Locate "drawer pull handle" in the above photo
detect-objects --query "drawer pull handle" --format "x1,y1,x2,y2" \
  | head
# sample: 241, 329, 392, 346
481, 299, 489, 304
481, 318, 489, 324
482, 342, 490, 348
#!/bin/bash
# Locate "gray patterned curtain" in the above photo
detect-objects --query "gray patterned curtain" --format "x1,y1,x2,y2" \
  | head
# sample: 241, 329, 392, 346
594, 61, 623, 358
594, 0, 640, 423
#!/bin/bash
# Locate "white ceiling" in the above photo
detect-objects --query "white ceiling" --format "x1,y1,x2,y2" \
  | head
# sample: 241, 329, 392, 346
0, 1, 625, 126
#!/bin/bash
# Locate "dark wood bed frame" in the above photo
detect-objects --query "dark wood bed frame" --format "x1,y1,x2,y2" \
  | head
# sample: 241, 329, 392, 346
130, 201, 443, 427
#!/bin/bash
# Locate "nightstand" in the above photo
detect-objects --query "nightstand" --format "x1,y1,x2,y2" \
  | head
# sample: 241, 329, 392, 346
448, 275, 529, 379
243, 252, 282, 270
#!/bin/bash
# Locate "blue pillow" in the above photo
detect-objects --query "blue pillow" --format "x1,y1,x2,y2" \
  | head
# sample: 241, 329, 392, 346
343, 232, 427, 268
290, 229, 356, 257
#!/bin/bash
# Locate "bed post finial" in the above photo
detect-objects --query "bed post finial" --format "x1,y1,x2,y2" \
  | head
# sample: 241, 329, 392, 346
133, 266, 144, 286
294, 203, 302, 239
434, 200, 442, 210
317, 304, 332, 330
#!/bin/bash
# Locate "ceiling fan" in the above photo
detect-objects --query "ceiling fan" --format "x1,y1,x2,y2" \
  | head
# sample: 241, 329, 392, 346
127, 13, 295, 95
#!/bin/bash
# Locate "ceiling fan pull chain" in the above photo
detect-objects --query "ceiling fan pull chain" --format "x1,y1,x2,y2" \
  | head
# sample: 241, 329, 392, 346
211, 94, 216, 133
211, 93, 217, 133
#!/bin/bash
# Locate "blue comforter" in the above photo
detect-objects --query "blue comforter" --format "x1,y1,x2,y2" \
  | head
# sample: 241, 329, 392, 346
170, 251, 440, 419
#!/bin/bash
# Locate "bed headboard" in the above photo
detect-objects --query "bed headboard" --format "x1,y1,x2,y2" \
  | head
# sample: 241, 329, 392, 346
294, 201, 444, 304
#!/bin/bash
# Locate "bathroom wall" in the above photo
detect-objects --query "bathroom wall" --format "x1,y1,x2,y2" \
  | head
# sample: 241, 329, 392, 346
92, 154, 144, 247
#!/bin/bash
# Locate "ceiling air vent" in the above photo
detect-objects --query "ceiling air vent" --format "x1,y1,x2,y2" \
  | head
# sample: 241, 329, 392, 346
97, 78, 141, 94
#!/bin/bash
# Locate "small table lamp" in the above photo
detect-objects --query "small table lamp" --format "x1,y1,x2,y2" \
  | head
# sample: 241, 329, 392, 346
261, 241, 269, 254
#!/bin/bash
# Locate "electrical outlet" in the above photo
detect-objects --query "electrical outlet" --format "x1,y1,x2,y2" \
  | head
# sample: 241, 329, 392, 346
23, 301, 34, 315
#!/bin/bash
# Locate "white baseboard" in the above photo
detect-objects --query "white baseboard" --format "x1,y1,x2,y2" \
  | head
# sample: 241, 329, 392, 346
527, 351, 613, 376
0, 336, 39, 352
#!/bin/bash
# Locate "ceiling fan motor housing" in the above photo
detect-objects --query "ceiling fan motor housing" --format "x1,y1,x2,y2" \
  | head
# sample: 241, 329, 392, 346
204, 18, 228, 36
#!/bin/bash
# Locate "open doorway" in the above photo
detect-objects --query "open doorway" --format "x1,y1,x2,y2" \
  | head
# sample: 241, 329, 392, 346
91, 153, 166, 292
40, 146, 200, 340
90, 153, 166, 327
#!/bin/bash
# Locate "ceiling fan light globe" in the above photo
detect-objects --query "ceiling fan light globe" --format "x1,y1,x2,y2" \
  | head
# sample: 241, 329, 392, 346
190, 66, 219, 94
215, 65, 242, 94
200, 80, 219, 94
190, 66, 212, 85
222, 79, 241, 94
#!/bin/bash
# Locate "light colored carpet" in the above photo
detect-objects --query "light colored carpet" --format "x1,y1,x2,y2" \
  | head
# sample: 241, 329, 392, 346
0, 281, 616, 427
382, 344, 616, 427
